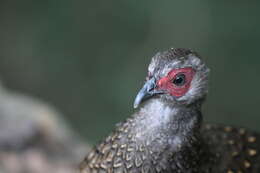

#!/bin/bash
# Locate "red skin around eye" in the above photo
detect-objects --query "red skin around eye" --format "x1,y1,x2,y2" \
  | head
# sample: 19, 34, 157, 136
156, 67, 195, 97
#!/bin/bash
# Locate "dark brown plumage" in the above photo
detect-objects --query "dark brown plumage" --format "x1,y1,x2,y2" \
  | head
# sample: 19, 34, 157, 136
80, 48, 260, 173
201, 124, 260, 172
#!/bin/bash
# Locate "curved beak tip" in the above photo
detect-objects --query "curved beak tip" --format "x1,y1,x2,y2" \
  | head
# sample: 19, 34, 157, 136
133, 93, 143, 109
133, 77, 158, 109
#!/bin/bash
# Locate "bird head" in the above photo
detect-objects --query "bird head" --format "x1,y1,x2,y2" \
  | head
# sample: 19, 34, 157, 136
134, 48, 210, 108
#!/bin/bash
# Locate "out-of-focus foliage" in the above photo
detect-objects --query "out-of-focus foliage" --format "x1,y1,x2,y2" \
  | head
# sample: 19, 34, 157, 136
0, 1, 259, 143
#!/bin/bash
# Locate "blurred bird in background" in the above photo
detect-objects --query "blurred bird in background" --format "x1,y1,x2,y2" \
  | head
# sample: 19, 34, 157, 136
0, 81, 90, 173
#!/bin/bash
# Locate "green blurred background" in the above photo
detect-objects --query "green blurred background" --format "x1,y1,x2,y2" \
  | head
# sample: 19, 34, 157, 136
0, 1, 259, 144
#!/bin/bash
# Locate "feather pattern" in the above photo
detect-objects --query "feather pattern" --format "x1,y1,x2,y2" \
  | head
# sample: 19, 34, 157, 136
80, 48, 260, 173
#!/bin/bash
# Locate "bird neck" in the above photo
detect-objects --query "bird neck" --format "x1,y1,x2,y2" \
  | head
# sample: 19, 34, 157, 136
132, 98, 202, 154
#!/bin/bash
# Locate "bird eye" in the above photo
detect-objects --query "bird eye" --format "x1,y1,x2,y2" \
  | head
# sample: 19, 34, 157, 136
172, 73, 186, 86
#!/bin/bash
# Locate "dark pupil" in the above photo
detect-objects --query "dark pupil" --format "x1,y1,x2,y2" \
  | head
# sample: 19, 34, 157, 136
173, 74, 186, 86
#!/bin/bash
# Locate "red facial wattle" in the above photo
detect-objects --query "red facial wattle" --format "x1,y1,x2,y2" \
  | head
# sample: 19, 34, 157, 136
156, 67, 195, 97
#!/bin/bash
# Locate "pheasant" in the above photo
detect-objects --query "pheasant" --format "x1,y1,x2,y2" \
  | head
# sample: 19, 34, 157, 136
80, 48, 260, 173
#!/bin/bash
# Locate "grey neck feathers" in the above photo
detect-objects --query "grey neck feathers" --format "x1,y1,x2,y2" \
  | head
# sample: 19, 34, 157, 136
131, 98, 202, 155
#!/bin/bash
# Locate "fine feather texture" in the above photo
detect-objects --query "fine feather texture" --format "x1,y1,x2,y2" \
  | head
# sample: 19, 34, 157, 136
80, 48, 260, 173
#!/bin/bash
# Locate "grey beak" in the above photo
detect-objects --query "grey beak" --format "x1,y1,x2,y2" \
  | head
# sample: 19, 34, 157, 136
133, 77, 164, 109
